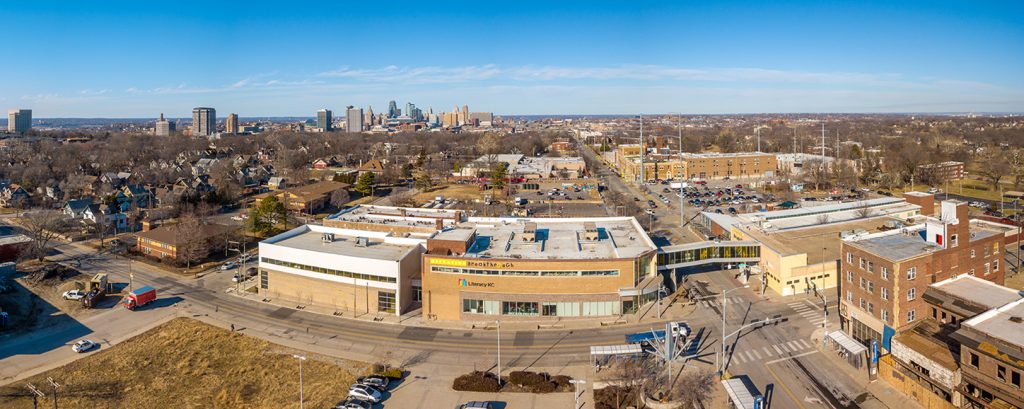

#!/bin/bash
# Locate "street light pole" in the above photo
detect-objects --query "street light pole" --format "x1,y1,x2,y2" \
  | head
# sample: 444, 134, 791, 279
292, 354, 306, 409
718, 285, 749, 373
569, 379, 587, 409
496, 320, 502, 384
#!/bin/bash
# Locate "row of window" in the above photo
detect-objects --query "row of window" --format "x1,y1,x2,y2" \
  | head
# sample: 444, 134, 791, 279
968, 351, 1023, 389
462, 299, 621, 317
430, 266, 618, 277
657, 245, 760, 266
847, 290, 906, 325
260, 257, 397, 283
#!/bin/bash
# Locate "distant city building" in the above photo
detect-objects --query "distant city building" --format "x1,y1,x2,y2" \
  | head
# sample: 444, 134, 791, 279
191, 107, 216, 137
468, 112, 493, 127
7, 109, 31, 133
154, 113, 175, 136
387, 100, 399, 118
225, 113, 239, 134
346, 106, 363, 132
317, 109, 333, 132
364, 106, 375, 127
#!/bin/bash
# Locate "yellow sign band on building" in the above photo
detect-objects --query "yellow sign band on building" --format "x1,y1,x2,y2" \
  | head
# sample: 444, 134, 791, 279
430, 258, 467, 267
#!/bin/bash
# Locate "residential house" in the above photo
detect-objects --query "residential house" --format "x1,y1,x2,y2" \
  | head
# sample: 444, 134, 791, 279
83, 203, 128, 231
63, 198, 94, 218
268, 177, 286, 190
119, 184, 154, 210
0, 184, 30, 208
358, 159, 385, 176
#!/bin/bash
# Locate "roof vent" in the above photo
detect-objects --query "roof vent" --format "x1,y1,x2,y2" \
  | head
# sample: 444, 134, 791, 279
583, 222, 599, 241
321, 233, 335, 243
522, 222, 537, 242
355, 237, 370, 247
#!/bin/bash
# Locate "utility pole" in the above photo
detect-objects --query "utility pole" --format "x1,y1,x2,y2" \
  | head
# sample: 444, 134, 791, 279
292, 354, 306, 409
679, 114, 685, 228
820, 122, 826, 158
47, 377, 59, 409
26, 384, 43, 409
639, 114, 644, 185
496, 320, 502, 385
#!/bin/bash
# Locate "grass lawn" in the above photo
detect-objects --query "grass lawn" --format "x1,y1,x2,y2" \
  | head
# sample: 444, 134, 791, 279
0, 318, 365, 409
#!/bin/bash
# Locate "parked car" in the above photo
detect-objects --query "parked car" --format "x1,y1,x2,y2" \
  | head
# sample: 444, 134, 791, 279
238, 253, 255, 263
357, 375, 390, 390
220, 261, 239, 271
348, 385, 382, 403
71, 339, 97, 353
456, 402, 494, 409
62, 289, 86, 300
335, 399, 372, 409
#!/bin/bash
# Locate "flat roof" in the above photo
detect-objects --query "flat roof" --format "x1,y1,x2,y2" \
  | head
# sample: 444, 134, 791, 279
326, 205, 469, 228
263, 225, 421, 262
434, 216, 657, 260
736, 217, 893, 262
846, 220, 1006, 262
893, 319, 959, 371
929, 275, 1023, 312
962, 298, 1024, 347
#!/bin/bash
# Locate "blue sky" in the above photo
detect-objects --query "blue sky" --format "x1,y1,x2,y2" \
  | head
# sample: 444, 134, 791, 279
2, 0, 1022, 117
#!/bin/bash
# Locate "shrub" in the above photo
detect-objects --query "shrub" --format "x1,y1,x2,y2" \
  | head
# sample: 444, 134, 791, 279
551, 375, 572, 389
530, 381, 558, 394
508, 371, 546, 387
453, 371, 500, 392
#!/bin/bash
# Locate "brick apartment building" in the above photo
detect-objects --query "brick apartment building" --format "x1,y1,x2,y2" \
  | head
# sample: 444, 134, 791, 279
839, 199, 1007, 350
917, 161, 965, 182
952, 298, 1024, 408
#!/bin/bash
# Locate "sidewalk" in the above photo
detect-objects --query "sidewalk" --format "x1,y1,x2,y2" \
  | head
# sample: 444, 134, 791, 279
810, 328, 923, 409
229, 283, 700, 332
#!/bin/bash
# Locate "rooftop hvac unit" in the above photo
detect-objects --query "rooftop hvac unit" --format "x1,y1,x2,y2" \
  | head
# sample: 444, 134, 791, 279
355, 237, 370, 247
321, 233, 335, 243
583, 222, 599, 241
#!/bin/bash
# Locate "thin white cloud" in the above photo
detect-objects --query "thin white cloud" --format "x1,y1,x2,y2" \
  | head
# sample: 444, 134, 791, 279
315, 64, 992, 90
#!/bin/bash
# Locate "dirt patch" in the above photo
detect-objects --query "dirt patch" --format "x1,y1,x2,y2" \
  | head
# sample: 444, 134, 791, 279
0, 262, 112, 336
0, 317, 366, 409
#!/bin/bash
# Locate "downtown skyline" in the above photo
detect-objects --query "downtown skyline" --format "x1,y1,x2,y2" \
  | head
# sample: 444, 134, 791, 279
2, 0, 1022, 117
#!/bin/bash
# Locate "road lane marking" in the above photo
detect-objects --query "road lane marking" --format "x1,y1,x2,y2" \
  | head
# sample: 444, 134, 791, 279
766, 350, 818, 365
787, 341, 801, 350
774, 344, 785, 354
763, 346, 774, 356
799, 339, 812, 348
763, 360, 809, 409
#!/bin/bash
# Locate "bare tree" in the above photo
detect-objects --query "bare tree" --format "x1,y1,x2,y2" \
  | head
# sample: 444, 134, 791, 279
330, 188, 351, 209
175, 211, 206, 269
21, 210, 70, 261
669, 369, 716, 409
388, 189, 416, 207
816, 213, 830, 225
977, 151, 1010, 189
856, 202, 873, 219
606, 356, 659, 409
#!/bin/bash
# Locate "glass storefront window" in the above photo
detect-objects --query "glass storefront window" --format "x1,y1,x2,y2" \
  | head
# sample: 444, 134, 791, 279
502, 301, 539, 316
377, 291, 396, 313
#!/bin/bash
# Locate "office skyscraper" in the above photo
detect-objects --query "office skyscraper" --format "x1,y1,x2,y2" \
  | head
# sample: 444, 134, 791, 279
191, 107, 216, 136
365, 106, 375, 127
154, 113, 175, 136
346, 106, 363, 133
7, 109, 31, 133
317, 109, 333, 131
225, 113, 239, 134
388, 100, 399, 118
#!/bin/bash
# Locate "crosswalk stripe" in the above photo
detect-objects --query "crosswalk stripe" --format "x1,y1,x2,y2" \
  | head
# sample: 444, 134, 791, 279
773, 345, 784, 355
778, 344, 789, 353
752, 349, 762, 360
735, 353, 746, 363
762, 346, 774, 356
799, 339, 812, 348
746, 350, 756, 361
799, 312, 819, 318
787, 341, 801, 350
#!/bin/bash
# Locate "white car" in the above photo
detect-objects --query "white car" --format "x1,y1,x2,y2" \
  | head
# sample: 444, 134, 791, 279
71, 339, 97, 353
348, 384, 382, 403
238, 253, 255, 263
670, 322, 691, 339
62, 289, 86, 300
220, 261, 239, 271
